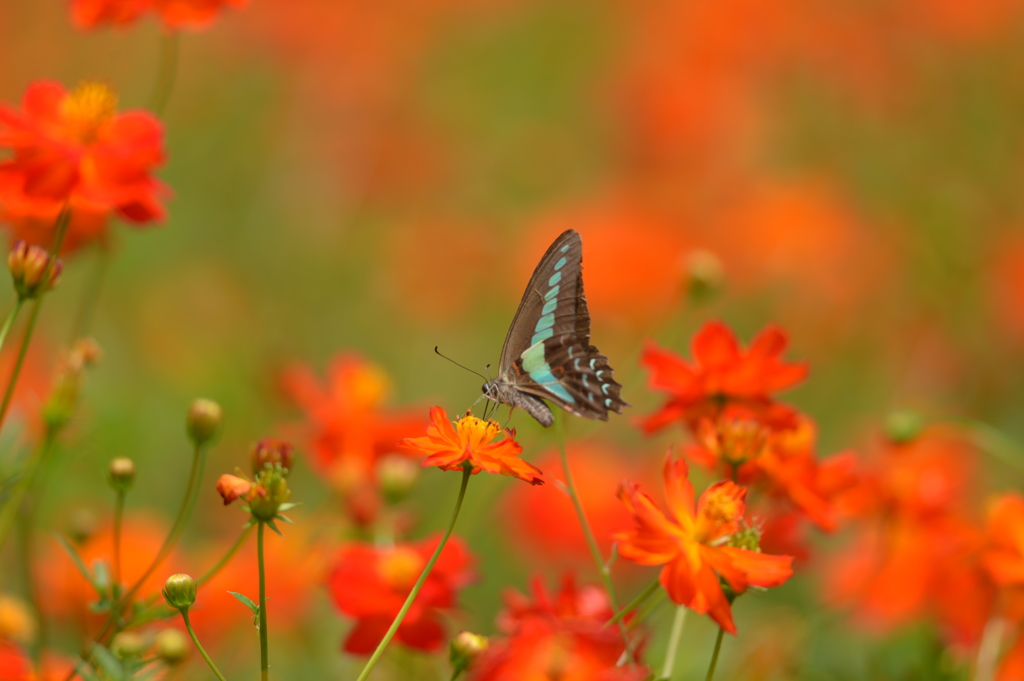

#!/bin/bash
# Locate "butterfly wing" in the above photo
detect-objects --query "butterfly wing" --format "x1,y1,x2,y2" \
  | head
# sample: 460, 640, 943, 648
497, 229, 627, 422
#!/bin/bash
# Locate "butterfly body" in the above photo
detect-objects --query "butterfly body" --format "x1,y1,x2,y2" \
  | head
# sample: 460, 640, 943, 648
482, 229, 627, 427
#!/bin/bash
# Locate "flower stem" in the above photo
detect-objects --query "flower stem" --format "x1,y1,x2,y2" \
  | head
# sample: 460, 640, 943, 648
198, 525, 253, 587
149, 31, 181, 116
355, 465, 472, 681
258, 521, 269, 681
113, 489, 125, 593
70, 245, 111, 342
179, 609, 227, 681
0, 206, 71, 435
662, 605, 688, 679
704, 626, 726, 681
0, 429, 57, 553
606, 578, 661, 627
553, 410, 635, 661
0, 299, 25, 356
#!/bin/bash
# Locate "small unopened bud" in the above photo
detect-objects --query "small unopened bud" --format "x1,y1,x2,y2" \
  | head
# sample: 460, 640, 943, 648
111, 631, 146, 660
885, 410, 923, 445
154, 628, 188, 665
450, 631, 489, 675
682, 249, 724, 304
378, 455, 419, 504
108, 458, 135, 493
8, 241, 62, 300
162, 574, 197, 610
43, 339, 102, 433
251, 438, 295, 476
187, 398, 223, 446
248, 469, 291, 521
67, 507, 98, 545
216, 474, 252, 506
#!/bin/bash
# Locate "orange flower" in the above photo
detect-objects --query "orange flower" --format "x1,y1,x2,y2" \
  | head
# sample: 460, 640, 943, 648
2, 198, 111, 256
0, 81, 167, 225
327, 535, 475, 654
400, 407, 544, 486
640, 321, 807, 433
281, 354, 424, 516
0, 640, 30, 681
826, 427, 993, 646
70, 0, 248, 30
984, 494, 1024, 587
615, 457, 793, 634
471, 575, 649, 681
215, 474, 252, 505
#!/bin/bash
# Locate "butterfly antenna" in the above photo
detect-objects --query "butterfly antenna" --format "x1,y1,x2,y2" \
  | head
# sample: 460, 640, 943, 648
434, 346, 488, 381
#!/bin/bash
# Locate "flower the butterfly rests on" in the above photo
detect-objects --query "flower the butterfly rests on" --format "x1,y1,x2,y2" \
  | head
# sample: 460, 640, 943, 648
482, 229, 628, 427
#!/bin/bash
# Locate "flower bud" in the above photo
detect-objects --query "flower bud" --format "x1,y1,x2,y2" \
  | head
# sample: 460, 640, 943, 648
377, 455, 420, 504
682, 248, 724, 304
111, 631, 146, 660
885, 410, 923, 445
67, 507, 98, 545
248, 469, 291, 522
42, 339, 102, 433
162, 574, 196, 610
251, 438, 294, 477
107, 458, 136, 493
8, 241, 62, 300
154, 628, 188, 665
449, 631, 488, 675
187, 398, 223, 446
216, 474, 252, 506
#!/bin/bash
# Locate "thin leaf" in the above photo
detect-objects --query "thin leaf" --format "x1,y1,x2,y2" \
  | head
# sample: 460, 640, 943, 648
91, 643, 126, 681
53, 534, 100, 590
228, 591, 259, 615
266, 518, 282, 536
277, 502, 300, 512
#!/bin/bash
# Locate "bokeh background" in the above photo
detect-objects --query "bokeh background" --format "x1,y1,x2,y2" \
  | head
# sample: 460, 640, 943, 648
3, 0, 1024, 679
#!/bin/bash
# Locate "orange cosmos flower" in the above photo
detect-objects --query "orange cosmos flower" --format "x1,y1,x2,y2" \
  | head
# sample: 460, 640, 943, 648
71, 0, 248, 30
984, 493, 1024, 588
400, 406, 544, 486
0, 81, 167, 225
640, 321, 808, 434
215, 473, 252, 505
281, 353, 423, 519
615, 456, 793, 634
470, 574, 649, 681
327, 534, 475, 654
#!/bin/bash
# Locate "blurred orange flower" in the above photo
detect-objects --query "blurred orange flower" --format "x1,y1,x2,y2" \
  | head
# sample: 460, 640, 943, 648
0, 640, 30, 681
984, 493, 1024, 588
281, 353, 423, 512
400, 407, 544, 486
640, 321, 807, 433
327, 534, 475, 654
685, 415, 859, 532
2, 198, 110, 255
826, 427, 993, 646
616, 457, 793, 634
71, 0, 248, 30
470, 574, 648, 681
0, 81, 167, 226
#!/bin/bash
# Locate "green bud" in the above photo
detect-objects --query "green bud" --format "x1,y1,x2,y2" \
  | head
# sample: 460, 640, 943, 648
378, 455, 419, 505
187, 398, 223, 446
162, 574, 197, 610
8, 240, 62, 300
154, 628, 188, 665
450, 631, 488, 675
248, 469, 291, 522
108, 458, 136, 493
885, 410, 923, 445
111, 631, 146, 660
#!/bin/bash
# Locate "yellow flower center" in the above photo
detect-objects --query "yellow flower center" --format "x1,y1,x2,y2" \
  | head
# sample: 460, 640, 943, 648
379, 547, 425, 591
701, 486, 743, 525
699, 417, 769, 464
60, 82, 117, 144
454, 413, 502, 451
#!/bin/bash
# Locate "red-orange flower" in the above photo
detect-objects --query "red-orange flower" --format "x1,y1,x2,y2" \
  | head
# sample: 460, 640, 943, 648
640, 321, 807, 433
215, 474, 253, 505
70, 0, 248, 30
0, 81, 167, 225
400, 406, 544, 486
984, 493, 1024, 588
470, 575, 648, 681
615, 457, 793, 634
327, 534, 475, 654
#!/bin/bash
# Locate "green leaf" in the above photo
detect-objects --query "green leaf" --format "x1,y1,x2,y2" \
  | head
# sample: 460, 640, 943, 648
276, 502, 301, 512
53, 534, 100, 591
266, 518, 283, 536
228, 590, 259, 615
90, 643, 126, 681
276, 513, 294, 525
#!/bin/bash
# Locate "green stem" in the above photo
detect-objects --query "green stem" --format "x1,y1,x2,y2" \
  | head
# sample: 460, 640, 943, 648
0, 299, 25, 356
149, 31, 181, 116
355, 466, 472, 681
606, 579, 661, 627
0, 206, 71, 436
18, 497, 45, 669
179, 608, 227, 681
113, 489, 125, 593
70, 246, 111, 342
704, 627, 725, 681
258, 521, 269, 681
553, 411, 635, 661
198, 525, 253, 587
0, 430, 57, 553
662, 606, 688, 679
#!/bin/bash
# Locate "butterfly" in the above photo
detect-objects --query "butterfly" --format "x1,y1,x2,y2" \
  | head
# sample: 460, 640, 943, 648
482, 229, 627, 427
